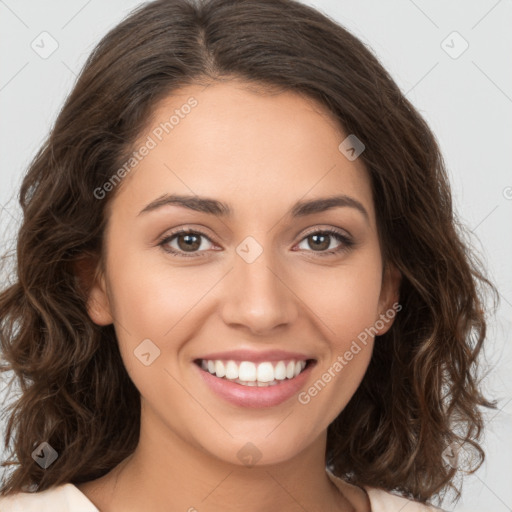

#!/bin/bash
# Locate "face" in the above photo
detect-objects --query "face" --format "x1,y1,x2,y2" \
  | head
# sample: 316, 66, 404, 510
85, 80, 400, 467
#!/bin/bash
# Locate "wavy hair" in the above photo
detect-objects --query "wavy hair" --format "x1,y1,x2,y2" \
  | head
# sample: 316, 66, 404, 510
0, 0, 499, 505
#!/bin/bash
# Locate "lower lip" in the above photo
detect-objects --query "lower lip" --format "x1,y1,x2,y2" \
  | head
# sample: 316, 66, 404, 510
195, 361, 315, 408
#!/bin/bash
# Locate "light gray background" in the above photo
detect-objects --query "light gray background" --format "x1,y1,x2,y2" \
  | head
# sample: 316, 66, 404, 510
0, 1, 511, 511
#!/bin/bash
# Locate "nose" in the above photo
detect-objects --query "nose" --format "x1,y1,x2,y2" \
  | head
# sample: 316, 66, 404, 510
219, 244, 299, 336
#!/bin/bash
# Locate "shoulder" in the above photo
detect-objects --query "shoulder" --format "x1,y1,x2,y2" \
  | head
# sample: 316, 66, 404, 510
0, 483, 99, 512
364, 486, 447, 511
326, 469, 447, 512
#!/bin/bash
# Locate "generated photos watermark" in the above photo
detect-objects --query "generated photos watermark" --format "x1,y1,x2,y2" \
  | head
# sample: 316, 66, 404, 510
94, 96, 198, 200
298, 302, 402, 404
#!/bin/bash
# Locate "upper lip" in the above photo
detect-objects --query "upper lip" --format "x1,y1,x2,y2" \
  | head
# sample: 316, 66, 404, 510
195, 349, 314, 363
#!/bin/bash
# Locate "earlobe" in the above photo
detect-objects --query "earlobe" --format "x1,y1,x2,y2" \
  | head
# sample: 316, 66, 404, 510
87, 278, 114, 326
74, 257, 113, 326
376, 262, 402, 335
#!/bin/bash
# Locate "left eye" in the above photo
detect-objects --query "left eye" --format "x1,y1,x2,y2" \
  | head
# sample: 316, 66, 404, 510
296, 230, 351, 254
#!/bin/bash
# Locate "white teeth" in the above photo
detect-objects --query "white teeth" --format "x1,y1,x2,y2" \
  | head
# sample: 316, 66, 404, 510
238, 361, 257, 381
200, 358, 310, 384
274, 361, 286, 380
286, 361, 295, 379
215, 360, 225, 378
256, 362, 274, 382
225, 360, 238, 380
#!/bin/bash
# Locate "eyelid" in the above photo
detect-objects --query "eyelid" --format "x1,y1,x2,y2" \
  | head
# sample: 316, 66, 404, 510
299, 224, 352, 240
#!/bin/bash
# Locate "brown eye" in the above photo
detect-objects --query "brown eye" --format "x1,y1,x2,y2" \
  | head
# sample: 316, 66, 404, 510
307, 233, 331, 251
296, 229, 354, 256
158, 229, 214, 258
176, 233, 202, 252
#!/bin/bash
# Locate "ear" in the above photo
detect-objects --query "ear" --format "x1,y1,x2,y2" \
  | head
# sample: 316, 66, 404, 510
74, 257, 113, 326
375, 262, 402, 336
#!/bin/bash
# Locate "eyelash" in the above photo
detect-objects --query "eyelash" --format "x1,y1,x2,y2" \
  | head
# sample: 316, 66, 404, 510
157, 227, 355, 259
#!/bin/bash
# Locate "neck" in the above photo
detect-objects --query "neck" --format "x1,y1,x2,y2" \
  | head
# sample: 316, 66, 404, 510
81, 407, 357, 512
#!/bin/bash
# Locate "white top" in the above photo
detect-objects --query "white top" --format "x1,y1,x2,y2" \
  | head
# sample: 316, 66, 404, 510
0, 469, 445, 511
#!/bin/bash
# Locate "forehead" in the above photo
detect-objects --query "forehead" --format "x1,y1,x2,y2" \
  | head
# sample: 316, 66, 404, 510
109, 80, 375, 227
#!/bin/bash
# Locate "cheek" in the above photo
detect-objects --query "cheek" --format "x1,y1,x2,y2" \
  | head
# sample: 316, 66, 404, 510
294, 252, 382, 412
106, 243, 216, 336
299, 257, 383, 344
297, 262, 380, 423
104, 246, 226, 391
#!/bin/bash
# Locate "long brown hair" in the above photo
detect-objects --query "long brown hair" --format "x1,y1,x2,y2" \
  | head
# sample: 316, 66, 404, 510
0, 0, 498, 505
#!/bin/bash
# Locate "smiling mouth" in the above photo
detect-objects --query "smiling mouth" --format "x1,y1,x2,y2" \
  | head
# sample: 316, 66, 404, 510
194, 358, 316, 387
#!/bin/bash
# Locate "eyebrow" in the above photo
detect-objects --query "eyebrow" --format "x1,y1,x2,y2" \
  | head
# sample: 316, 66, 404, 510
138, 193, 369, 223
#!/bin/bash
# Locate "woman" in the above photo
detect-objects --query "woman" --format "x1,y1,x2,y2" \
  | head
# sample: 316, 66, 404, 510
0, 0, 498, 510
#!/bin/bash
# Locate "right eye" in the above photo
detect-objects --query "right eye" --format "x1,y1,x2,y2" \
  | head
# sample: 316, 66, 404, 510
158, 228, 216, 258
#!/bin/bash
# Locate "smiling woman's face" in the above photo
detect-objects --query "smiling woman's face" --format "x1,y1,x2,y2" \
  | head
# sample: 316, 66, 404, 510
86, 80, 400, 467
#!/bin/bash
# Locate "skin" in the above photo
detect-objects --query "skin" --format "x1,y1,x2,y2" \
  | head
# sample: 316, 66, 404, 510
76, 80, 401, 512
